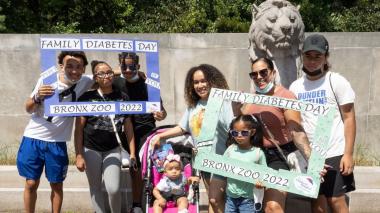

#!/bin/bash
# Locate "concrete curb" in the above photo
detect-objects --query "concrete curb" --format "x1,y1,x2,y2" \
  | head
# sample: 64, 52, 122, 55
0, 166, 379, 212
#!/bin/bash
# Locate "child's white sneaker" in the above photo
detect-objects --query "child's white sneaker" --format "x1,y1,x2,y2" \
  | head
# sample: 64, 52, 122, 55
178, 209, 188, 213
130, 206, 143, 213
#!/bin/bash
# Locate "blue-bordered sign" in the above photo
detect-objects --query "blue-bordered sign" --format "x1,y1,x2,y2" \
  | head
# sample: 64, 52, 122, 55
40, 37, 160, 116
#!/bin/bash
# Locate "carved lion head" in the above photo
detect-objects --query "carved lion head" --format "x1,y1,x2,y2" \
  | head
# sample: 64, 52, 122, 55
248, 0, 304, 60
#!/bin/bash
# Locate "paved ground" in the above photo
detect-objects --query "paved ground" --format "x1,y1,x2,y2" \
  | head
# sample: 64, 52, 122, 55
1, 166, 379, 212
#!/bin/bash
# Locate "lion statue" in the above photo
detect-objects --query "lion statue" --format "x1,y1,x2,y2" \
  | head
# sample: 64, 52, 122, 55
248, 0, 304, 88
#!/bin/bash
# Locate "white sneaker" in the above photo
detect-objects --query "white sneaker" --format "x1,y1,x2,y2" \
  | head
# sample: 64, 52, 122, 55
121, 149, 130, 168
131, 206, 143, 213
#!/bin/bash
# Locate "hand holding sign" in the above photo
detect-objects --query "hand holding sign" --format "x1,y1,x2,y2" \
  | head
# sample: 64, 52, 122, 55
194, 88, 336, 198
153, 111, 166, 121
37, 85, 55, 100
150, 135, 161, 148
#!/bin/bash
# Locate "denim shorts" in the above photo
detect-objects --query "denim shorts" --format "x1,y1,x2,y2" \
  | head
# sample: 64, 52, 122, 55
17, 136, 69, 183
225, 196, 263, 213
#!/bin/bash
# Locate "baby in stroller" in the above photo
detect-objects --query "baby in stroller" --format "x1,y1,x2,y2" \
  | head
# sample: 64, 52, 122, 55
140, 126, 200, 213
152, 153, 199, 213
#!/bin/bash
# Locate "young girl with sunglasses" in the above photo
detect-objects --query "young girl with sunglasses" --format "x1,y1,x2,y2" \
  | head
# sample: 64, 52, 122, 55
224, 114, 266, 213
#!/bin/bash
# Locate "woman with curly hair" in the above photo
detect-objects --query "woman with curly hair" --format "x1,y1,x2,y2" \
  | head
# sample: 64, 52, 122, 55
152, 64, 235, 213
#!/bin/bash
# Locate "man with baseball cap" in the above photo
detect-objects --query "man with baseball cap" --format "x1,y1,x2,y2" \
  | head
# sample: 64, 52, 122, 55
290, 34, 356, 213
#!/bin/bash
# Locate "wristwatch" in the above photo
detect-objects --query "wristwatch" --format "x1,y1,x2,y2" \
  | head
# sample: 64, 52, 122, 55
33, 93, 42, 104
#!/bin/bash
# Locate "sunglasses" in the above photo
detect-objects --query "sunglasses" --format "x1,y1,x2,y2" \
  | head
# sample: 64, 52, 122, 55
249, 68, 269, 79
230, 130, 251, 137
121, 64, 137, 72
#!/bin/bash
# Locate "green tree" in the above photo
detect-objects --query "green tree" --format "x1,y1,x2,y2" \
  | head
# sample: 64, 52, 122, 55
212, 0, 252, 32
1, 0, 43, 33
120, 0, 193, 33
0, 0, 378, 33
293, 0, 380, 32
62, 0, 134, 33
0, 6, 5, 32
0, 0, 134, 33
330, 0, 380, 31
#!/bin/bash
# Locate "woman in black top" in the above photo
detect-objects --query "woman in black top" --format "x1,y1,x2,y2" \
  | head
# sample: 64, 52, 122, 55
74, 60, 136, 213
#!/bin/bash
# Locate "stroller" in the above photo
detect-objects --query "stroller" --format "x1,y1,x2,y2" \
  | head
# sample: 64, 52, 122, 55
139, 125, 200, 213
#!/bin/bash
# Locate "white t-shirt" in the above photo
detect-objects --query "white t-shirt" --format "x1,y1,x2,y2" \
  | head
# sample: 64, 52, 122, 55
289, 72, 355, 158
156, 174, 187, 199
23, 75, 93, 142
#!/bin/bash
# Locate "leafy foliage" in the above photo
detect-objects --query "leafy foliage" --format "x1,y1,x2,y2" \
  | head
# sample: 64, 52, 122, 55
0, 0, 378, 33
0, 7, 5, 32
330, 0, 380, 31
293, 0, 380, 32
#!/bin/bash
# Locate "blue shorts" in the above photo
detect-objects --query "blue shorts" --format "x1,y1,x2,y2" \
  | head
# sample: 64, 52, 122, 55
17, 136, 69, 183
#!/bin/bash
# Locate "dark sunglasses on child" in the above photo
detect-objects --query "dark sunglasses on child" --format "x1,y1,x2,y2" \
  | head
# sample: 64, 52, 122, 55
121, 63, 137, 71
230, 130, 251, 137
249, 68, 269, 79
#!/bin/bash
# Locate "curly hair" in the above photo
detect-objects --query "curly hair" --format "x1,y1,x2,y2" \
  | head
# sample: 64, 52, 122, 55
184, 64, 229, 108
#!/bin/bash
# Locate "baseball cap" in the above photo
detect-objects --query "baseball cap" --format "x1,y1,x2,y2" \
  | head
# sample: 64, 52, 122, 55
303, 34, 329, 54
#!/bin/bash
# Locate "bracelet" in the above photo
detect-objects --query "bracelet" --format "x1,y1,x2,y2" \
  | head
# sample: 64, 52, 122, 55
33, 94, 42, 104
